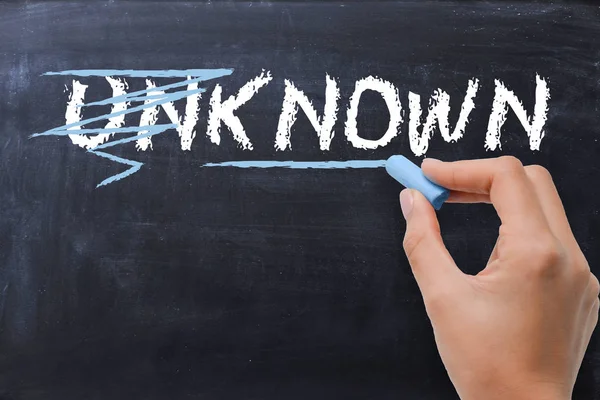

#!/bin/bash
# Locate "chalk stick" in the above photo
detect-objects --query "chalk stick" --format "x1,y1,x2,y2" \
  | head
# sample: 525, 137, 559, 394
385, 155, 449, 210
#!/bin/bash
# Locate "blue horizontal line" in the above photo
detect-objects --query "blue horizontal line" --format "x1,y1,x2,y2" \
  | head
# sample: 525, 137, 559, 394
81, 78, 219, 107
37, 88, 203, 134
42, 68, 234, 78
30, 124, 177, 138
201, 160, 387, 169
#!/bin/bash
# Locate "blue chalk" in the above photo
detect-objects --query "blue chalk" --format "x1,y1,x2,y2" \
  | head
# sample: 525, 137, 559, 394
385, 155, 449, 210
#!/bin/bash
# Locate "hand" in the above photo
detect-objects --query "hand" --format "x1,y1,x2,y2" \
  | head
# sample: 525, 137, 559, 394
399, 156, 598, 400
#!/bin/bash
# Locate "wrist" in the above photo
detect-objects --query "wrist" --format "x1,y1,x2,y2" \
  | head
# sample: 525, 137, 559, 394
511, 377, 571, 400
460, 379, 570, 400
463, 389, 567, 400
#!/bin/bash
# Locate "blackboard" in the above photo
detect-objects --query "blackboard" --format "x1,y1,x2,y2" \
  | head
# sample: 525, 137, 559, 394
1, 2, 599, 399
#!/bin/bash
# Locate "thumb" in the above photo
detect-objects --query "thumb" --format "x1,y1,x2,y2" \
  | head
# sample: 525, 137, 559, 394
400, 189, 462, 298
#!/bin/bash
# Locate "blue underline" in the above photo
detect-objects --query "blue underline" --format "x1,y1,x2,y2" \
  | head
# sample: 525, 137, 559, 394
201, 160, 387, 169
42, 69, 234, 78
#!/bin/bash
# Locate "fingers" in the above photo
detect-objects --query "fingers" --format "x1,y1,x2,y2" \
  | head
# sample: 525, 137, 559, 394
446, 191, 490, 203
584, 296, 599, 353
585, 273, 600, 308
524, 165, 580, 252
588, 298, 599, 333
487, 237, 500, 267
425, 159, 580, 254
400, 189, 463, 300
422, 156, 548, 234
586, 272, 599, 336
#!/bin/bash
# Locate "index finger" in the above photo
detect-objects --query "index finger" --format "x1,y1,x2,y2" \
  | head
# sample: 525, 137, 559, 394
422, 156, 549, 233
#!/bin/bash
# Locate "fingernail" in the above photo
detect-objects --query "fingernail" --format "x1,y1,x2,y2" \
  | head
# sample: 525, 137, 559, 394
422, 158, 442, 167
400, 189, 414, 219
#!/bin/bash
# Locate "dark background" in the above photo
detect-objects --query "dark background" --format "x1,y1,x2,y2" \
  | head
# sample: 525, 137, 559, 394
0, 1, 599, 399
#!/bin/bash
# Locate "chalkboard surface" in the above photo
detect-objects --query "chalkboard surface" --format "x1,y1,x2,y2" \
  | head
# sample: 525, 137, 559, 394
1, 2, 599, 399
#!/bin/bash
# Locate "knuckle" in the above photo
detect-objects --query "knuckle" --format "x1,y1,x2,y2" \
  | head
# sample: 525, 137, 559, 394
528, 236, 565, 277
450, 167, 459, 187
570, 253, 591, 283
590, 275, 600, 298
403, 231, 428, 261
498, 156, 524, 172
539, 237, 564, 263
541, 244, 564, 266
423, 291, 448, 314
498, 224, 511, 238
526, 164, 553, 182
575, 253, 591, 271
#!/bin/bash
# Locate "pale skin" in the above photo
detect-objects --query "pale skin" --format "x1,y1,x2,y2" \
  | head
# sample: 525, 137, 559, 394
399, 156, 599, 400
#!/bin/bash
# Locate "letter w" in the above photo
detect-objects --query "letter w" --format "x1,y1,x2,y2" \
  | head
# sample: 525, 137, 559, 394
408, 79, 479, 156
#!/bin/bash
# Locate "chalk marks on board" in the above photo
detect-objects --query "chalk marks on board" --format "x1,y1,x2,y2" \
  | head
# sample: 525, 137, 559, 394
275, 74, 340, 152
408, 79, 479, 155
31, 69, 232, 187
202, 160, 388, 169
487, 76, 550, 152
208, 70, 272, 151
31, 69, 550, 187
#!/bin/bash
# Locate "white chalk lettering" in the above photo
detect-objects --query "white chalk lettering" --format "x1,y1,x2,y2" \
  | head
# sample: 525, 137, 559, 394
207, 70, 273, 150
486, 74, 550, 151
275, 74, 340, 151
37, 70, 551, 186
408, 79, 479, 156
345, 76, 403, 150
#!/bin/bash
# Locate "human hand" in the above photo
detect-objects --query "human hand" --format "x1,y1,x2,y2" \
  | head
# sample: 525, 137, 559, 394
399, 156, 598, 400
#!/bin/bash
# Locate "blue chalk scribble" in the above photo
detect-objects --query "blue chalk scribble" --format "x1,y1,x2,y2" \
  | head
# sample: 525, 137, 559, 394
32, 69, 233, 187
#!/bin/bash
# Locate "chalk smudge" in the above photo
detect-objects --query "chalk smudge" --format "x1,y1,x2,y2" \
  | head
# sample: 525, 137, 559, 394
0, 283, 9, 328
